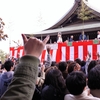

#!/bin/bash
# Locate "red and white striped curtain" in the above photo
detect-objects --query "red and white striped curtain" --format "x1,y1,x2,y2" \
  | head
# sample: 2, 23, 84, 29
10, 40, 100, 62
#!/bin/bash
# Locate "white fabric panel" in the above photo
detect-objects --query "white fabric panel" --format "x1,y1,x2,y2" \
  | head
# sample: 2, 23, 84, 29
61, 47, 66, 61
97, 45, 100, 54
51, 50, 57, 61
20, 49, 23, 57
14, 50, 17, 58
10, 51, 12, 57
70, 46, 74, 61
78, 46, 83, 60
87, 45, 92, 60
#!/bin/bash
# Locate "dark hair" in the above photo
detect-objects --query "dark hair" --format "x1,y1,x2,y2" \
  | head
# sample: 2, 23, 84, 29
74, 58, 82, 65
66, 71, 86, 95
51, 61, 57, 67
66, 60, 73, 65
97, 60, 100, 64
0, 61, 2, 64
67, 62, 76, 74
80, 60, 86, 74
57, 61, 67, 72
43, 66, 66, 93
57, 61, 68, 79
88, 65, 100, 89
4, 60, 14, 71
81, 60, 86, 67
88, 60, 97, 73
1, 64, 4, 69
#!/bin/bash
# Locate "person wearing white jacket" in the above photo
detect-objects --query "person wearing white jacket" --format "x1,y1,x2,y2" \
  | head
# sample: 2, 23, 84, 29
64, 71, 100, 100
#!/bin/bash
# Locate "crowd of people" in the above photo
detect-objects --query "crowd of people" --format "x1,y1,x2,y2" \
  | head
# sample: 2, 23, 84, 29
0, 34, 100, 100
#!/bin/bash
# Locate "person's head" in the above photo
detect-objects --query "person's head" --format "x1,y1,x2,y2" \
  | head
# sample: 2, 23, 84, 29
4, 60, 14, 71
66, 71, 86, 95
44, 66, 66, 90
51, 61, 57, 67
57, 61, 67, 72
66, 60, 73, 66
70, 35, 73, 39
74, 58, 82, 66
88, 60, 97, 73
57, 61, 68, 79
82, 31, 84, 35
81, 60, 86, 67
97, 31, 100, 35
58, 32, 62, 37
67, 62, 81, 74
88, 64, 100, 90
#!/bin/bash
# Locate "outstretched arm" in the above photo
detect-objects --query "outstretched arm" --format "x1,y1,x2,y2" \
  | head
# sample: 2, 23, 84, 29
85, 51, 91, 75
45, 46, 52, 67
1, 34, 49, 100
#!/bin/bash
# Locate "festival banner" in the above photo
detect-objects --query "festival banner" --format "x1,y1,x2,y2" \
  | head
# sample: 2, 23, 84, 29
9, 40, 100, 62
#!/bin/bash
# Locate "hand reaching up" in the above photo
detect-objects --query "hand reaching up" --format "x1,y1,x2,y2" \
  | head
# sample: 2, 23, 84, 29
87, 51, 91, 58
85, 51, 91, 61
22, 34, 50, 58
46, 46, 51, 54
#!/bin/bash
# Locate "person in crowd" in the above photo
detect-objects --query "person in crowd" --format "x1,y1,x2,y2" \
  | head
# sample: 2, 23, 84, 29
15, 53, 20, 64
32, 64, 45, 100
87, 60, 97, 74
80, 60, 86, 74
88, 65, 100, 98
57, 61, 68, 80
51, 61, 57, 67
11, 56, 15, 62
45, 46, 52, 68
69, 35, 74, 42
66, 60, 73, 66
37, 63, 45, 89
64, 71, 100, 100
57, 32, 63, 43
41, 66, 68, 100
96, 52, 100, 64
85, 51, 91, 76
0, 61, 3, 74
79, 31, 87, 41
0, 64, 7, 74
97, 31, 100, 39
0, 60, 2, 69
0, 34, 50, 100
67, 62, 81, 74
74, 58, 82, 66
32, 86, 41, 100
0, 60, 14, 97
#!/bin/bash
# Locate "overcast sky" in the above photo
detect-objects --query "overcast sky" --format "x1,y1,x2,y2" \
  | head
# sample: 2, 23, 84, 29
0, 0, 100, 53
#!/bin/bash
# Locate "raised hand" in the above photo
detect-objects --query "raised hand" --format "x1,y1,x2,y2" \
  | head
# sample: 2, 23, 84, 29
87, 51, 91, 58
46, 46, 51, 54
22, 34, 50, 58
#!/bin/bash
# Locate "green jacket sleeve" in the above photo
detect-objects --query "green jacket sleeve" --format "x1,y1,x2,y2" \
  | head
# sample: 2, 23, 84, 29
1, 55, 40, 100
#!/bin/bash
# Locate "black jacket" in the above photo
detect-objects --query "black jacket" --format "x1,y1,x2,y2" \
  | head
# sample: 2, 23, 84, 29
41, 85, 64, 100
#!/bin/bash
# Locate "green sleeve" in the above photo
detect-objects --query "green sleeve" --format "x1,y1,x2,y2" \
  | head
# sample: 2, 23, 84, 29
1, 55, 40, 100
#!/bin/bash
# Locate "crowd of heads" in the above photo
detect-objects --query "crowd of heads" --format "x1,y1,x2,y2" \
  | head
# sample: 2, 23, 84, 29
0, 43, 100, 100
32, 50, 100, 100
